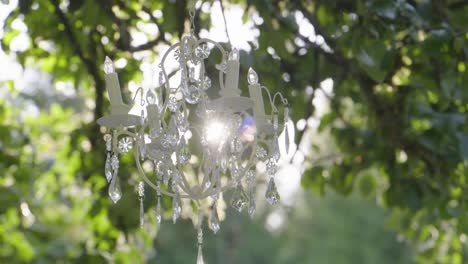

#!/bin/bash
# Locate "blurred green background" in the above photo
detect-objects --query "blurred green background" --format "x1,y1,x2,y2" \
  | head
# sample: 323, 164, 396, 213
1, 0, 468, 263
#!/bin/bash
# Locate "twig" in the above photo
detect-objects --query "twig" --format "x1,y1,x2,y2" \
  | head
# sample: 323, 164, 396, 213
218, 0, 232, 45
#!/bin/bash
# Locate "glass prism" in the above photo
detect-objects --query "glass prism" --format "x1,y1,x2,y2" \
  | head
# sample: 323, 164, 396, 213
210, 206, 220, 234
108, 172, 122, 204
265, 177, 280, 205
231, 184, 249, 212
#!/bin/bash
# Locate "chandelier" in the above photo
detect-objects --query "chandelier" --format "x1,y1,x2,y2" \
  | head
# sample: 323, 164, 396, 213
97, 3, 291, 263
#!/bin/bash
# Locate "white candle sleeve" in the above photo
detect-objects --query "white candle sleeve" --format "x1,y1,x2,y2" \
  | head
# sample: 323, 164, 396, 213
223, 59, 240, 97
105, 72, 124, 106
146, 105, 160, 123
248, 83, 265, 118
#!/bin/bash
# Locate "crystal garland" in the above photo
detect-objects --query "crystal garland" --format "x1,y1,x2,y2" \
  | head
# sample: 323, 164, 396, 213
97, 14, 291, 264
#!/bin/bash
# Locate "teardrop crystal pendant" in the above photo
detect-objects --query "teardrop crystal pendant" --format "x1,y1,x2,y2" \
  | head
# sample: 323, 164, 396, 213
209, 205, 220, 234
108, 171, 122, 203
231, 184, 249, 212
197, 244, 205, 264
105, 153, 112, 182
172, 193, 182, 223
265, 177, 280, 205
178, 140, 191, 165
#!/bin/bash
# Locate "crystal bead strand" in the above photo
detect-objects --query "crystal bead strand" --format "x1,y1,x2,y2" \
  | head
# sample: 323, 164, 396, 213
272, 114, 280, 162
162, 162, 172, 187
209, 177, 220, 234
202, 154, 212, 190
196, 210, 205, 264
156, 182, 162, 224
138, 181, 145, 227
172, 170, 182, 224
247, 170, 256, 218
155, 161, 162, 225
210, 167, 221, 201
104, 134, 113, 182
139, 110, 146, 160
158, 65, 164, 106
178, 139, 191, 165
172, 193, 182, 224
284, 107, 290, 155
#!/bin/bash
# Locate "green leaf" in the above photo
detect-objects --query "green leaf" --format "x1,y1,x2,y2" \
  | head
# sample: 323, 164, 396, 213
301, 166, 325, 195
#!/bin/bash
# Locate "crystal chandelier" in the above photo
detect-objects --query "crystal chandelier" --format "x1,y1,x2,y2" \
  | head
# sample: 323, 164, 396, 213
97, 3, 291, 263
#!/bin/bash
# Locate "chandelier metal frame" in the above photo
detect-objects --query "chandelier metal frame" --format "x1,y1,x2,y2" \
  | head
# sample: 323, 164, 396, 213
96, 3, 291, 263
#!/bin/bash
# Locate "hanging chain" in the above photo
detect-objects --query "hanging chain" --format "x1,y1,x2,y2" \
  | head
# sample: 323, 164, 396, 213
188, 0, 196, 35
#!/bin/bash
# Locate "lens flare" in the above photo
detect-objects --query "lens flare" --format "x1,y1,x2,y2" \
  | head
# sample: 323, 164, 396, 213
238, 116, 257, 142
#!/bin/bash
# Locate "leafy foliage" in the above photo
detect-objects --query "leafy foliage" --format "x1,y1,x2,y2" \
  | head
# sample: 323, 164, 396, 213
1, 0, 468, 263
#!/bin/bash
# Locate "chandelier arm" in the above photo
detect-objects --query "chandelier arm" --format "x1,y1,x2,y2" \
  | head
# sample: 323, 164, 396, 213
160, 42, 182, 115
157, 68, 178, 121
133, 149, 193, 198
131, 87, 145, 106
197, 38, 227, 91
200, 162, 224, 198
198, 153, 208, 187
260, 85, 277, 114
271, 91, 289, 107
176, 163, 196, 197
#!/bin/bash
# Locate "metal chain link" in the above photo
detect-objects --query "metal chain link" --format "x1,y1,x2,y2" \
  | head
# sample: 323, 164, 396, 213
188, 0, 196, 35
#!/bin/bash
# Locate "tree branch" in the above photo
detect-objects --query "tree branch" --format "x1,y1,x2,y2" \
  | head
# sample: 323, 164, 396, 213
50, 0, 104, 147
448, 0, 468, 9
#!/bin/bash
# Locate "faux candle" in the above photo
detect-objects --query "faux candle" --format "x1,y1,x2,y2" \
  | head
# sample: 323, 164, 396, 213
104, 57, 125, 114
221, 48, 241, 97
247, 67, 265, 119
